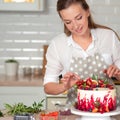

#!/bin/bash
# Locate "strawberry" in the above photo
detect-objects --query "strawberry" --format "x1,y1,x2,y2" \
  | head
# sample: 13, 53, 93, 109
75, 80, 83, 87
106, 84, 114, 89
86, 78, 92, 86
84, 85, 90, 90
98, 79, 104, 85
100, 84, 106, 88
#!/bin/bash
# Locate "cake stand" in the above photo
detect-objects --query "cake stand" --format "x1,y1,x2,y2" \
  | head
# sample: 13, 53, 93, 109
71, 106, 120, 120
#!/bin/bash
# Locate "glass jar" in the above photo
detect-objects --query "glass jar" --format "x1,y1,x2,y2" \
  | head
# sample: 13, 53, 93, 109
55, 104, 71, 115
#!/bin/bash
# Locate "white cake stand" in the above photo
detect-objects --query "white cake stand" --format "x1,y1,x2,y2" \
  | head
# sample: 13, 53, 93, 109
71, 106, 120, 120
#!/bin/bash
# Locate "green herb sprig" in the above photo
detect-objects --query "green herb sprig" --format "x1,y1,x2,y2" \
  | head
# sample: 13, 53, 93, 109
4, 99, 45, 115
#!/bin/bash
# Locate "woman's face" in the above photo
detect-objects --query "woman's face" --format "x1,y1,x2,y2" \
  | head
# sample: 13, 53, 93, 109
60, 3, 90, 37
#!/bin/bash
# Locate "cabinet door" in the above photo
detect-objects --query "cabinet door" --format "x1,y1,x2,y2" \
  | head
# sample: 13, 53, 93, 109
0, 86, 46, 109
116, 85, 120, 105
46, 97, 67, 110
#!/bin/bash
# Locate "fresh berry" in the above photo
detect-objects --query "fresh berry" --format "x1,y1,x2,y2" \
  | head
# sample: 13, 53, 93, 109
92, 107, 98, 113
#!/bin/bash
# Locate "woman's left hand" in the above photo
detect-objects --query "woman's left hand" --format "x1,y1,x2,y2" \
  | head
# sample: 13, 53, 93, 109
104, 64, 120, 80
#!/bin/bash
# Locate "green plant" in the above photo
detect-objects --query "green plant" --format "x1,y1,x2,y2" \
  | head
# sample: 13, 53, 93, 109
5, 59, 18, 63
0, 110, 4, 117
4, 99, 45, 115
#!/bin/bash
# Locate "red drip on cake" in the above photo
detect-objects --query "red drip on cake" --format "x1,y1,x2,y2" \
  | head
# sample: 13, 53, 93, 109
76, 92, 116, 113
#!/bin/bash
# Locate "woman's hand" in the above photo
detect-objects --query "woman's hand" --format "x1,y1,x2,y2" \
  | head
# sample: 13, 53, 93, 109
104, 64, 120, 80
60, 72, 80, 91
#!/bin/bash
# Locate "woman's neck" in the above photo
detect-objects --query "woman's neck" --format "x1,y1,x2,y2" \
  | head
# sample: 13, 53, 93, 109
72, 30, 92, 50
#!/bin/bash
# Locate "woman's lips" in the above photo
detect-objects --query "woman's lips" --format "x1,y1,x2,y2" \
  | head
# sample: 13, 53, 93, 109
75, 26, 83, 33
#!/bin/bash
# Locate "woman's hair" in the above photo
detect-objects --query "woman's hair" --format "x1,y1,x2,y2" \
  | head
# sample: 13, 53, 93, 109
57, 0, 119, 39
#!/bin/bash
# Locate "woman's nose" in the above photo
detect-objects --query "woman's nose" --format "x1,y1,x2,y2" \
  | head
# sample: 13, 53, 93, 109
72, 20, 79, 29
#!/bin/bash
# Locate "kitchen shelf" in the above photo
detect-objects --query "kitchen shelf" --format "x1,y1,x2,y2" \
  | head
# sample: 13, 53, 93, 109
0, 74, 43, 86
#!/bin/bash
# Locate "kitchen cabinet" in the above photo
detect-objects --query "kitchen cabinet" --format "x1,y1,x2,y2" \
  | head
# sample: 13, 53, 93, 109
116, 85, 120, 91
116, 85, 120, 105
0, 86, 46, 110
46, 94, 67, 110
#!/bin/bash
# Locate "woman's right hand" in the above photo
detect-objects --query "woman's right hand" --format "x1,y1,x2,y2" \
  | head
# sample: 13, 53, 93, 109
60, 72, 80, 91
103, 64, 120, 80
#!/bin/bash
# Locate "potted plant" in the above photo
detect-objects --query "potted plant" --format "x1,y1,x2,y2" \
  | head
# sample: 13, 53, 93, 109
4, 59, 19, 76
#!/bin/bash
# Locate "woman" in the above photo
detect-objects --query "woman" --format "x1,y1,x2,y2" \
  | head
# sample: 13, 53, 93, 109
43, 0, 120, 95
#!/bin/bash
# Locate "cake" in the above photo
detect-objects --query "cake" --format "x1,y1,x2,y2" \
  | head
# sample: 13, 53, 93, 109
74, 76, 117, 113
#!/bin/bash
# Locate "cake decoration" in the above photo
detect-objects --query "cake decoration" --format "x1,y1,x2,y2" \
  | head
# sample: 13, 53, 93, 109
74, 75, 117, 113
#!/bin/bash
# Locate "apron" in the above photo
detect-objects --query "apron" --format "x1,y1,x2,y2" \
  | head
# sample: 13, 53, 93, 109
66, 52, 109, 106
69, 53, 108, 79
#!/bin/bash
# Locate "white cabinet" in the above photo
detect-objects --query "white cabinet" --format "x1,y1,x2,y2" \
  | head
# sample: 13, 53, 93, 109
0, 86, 46, 109
116, 85, 120, 91
46, 94, 67, 110
116, 85, 120, 105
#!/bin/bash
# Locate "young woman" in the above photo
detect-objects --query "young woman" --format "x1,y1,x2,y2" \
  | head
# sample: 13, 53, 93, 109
43, 0, 120, 95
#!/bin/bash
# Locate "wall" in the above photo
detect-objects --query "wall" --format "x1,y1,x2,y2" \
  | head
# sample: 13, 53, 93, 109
0, 0, 120, 74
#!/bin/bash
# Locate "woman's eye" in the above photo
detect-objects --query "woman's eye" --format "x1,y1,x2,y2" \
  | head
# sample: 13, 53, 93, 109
77, 16, 82, 20
65, 21, 71, 24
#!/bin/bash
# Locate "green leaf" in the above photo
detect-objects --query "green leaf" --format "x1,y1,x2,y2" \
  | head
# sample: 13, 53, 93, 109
104, 78, 109, 84
0, 111, 4, 117
4, 99, 45, 115
92, 74, 98, 81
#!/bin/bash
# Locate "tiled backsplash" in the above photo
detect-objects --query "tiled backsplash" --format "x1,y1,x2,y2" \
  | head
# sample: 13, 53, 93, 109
0, 0, 120, 74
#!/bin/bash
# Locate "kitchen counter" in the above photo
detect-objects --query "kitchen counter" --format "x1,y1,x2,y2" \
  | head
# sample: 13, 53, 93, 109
0, 74, 120, 87
0, 113, 120, 120
0, 74, 46, 110
0, 115, 78, 120
1, 107, 120, 120
0, 74, 43, 86
0, 74, 120, 86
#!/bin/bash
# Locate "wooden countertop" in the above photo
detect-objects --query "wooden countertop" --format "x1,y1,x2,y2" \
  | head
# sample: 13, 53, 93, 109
0, 74, 43, 86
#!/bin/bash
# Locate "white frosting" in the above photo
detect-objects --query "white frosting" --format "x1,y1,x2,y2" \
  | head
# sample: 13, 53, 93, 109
77, 88, 117, 112
78, 88, 116, 102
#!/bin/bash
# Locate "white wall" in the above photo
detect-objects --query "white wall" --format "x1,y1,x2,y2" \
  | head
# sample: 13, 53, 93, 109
0, 0, 120, 74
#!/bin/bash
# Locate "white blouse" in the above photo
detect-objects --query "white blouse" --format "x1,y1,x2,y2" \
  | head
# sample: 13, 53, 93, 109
44, 28, 120, 85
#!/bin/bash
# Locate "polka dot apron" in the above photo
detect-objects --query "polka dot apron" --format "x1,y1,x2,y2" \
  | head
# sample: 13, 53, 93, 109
66, 53, 109, 106
69, 53, 108, 79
